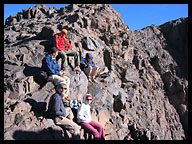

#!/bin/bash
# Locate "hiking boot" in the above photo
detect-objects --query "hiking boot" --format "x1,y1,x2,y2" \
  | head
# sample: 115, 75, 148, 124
91, 78, 97, 83
74, 66, 82, 72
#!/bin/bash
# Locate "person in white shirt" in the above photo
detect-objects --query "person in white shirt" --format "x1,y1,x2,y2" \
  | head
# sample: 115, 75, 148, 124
77, 94, 105, 140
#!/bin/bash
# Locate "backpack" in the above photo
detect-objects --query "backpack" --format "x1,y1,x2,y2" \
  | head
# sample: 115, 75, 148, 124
69, 100, 81, 123
69, 99, 81, 109
49, 34, 58, 47
49, 37, 53, 47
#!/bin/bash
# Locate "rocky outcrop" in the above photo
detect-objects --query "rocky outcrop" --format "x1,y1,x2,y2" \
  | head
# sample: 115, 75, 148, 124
4, 4, 188, 140
159, 18, 188, 79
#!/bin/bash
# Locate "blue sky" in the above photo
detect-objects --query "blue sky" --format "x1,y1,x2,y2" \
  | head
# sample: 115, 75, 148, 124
4, 4, 188, 31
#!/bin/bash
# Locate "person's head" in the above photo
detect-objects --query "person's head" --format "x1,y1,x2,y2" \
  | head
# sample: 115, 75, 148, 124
49, 47, 58, 58
60, 29, 68, 37
56, 82, 67, 95
83, 94, 92, 104
85, 53, 93, 62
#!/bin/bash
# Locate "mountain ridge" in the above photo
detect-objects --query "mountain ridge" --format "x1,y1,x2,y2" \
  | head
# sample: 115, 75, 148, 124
4, 4, 188, 140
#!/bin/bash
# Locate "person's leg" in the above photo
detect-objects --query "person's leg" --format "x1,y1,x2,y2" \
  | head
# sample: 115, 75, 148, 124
56, 51, 63, 62
74, 51, 80, 68
92, 66, 99, 77
65, 50, 80, 68
65, 107, 74, 120
47, 75, 70, 96
65, 50, 82, 72
80, 122, 100, 139
55, 117, 81, 139
91, 66, 99, 82
56, 51, 67, 71
89, 121, 105, 139
84, 66, 93, 82
63, 52, 68, 71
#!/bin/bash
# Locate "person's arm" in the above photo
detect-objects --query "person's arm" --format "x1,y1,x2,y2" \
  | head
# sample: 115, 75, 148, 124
80, 59, 88, 67
92, 61, 95, 67
80, 59, 88, 71
64, 38, 72, 50
80, 58, 85, 65
55, 62, 61, 76
87, 60, 95, 67
53, 94, 66, 117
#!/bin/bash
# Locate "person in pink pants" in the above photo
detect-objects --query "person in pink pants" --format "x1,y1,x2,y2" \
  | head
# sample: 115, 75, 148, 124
77, 94, 105, 140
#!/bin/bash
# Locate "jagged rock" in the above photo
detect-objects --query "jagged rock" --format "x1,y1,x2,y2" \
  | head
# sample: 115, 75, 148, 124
113, 88, 127, 112
159, 18, 188, 79
125, 67, 139, 83
4, 4, 187, 140
36, 26, 54, 40
82, 37, 97, 51
68, 71, 88, 101
6, 16, 17, 26
4, 110, 16, 129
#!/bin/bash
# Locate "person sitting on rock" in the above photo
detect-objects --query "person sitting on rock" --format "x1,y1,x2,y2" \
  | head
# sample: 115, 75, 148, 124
53, 29, 82, 72
80, 53, 99, 82
41, 47, 70, 97
48, 82, 81, 140
77, 94, 105, 140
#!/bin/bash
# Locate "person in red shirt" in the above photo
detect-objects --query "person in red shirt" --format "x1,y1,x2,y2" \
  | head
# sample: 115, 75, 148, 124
53, 29, 81, 72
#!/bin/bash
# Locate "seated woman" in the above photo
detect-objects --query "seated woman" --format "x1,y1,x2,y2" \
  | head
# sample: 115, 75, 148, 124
77, 94, 105, 140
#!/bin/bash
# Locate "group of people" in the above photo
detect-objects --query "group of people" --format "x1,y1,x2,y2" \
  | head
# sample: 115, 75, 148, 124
41, 29, 105, 140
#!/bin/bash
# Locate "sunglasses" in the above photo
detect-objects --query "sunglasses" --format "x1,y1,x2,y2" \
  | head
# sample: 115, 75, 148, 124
86, 98, 92, 101
60, 87, 67, 90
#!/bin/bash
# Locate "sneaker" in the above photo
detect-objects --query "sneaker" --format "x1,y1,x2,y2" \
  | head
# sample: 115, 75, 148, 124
91, 78, 97, 83
74, 66, 82, 72
88, 76, 92, 82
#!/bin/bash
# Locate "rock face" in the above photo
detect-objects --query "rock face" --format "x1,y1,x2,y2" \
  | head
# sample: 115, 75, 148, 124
4, 4, 188, 140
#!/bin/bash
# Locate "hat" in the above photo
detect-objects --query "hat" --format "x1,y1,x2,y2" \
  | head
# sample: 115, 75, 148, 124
85, 53, 93, 59
86, 94, 92, 99
61, 29, 67, 35
57, 82, 67, 88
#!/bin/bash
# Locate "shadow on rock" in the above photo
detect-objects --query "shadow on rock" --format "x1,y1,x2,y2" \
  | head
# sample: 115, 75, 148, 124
23, 64, 47, 89
12, 36, 36, 47
40, 40, 50, 53
24, 98, 47, 117
12, 128, 66, 140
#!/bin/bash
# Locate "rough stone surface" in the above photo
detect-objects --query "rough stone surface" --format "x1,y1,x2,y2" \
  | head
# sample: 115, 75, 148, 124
4, 4, 188, 140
